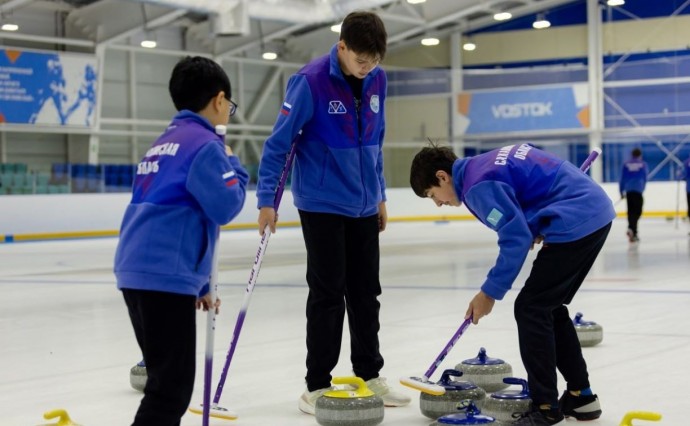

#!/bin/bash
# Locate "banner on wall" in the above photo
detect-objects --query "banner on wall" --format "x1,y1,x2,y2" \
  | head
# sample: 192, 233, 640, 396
453, 83, 589, 135
0, 49, 97, 127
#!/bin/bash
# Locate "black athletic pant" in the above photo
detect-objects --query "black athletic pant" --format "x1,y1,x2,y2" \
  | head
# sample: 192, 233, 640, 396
626, 191, 643, 236
123, 289, 197, 426
299, 210, 384, 391
686, 192, 689, 219
514, 223, 611, 409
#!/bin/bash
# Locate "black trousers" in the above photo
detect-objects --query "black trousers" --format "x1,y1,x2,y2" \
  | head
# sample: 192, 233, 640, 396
122, 289, 197, 426
298, 210, 384, 391
686, 192, 689, 218
514, 222, 611, 408
626, 191, 643, 235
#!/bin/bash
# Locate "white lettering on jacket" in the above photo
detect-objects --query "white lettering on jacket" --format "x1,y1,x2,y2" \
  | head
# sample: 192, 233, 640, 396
494, 144, 514, 166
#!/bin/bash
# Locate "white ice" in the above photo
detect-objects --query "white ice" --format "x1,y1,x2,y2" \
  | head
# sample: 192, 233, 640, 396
1, 218, 688, 426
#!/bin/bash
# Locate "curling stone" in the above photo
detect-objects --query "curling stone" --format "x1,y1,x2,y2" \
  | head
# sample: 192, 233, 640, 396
455, 348, 512, 393
315, 376, 384, 426
430, 400, 495, 425
481, 378, 531, 426
130, 359, 146, 392
37, 409, 83, 426
573, 312, 603, 347
619, 411, 662, 425
420, 369, 486, 419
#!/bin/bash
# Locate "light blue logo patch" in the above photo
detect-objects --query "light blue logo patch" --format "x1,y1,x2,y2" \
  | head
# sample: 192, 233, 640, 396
486, 208, 503, 227
370, 95, 380, 113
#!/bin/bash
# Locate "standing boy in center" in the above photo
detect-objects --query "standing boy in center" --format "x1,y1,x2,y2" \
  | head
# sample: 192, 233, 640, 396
255, 10, 410, 415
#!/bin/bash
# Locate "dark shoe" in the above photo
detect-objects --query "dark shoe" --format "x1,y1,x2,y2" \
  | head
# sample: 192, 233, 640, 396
512, 409, 566, 425
559, 390, 602, 420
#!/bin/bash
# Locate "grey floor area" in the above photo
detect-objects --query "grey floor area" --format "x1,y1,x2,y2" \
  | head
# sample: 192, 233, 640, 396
0, 218, 688, 426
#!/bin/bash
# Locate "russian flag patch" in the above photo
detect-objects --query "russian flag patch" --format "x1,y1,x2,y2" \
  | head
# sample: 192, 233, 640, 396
280, 101, 292, 115
223, 170, 238, 187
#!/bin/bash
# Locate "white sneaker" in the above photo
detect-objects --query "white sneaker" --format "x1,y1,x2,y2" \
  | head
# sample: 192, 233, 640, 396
298, 386, 333, 415
365, 377, 411, 407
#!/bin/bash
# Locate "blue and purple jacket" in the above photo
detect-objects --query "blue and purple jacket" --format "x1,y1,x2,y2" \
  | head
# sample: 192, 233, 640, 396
453, 144, 615, 300
115, 110, 249, 297
619, 157, 648, 195
257, 43, 387, 217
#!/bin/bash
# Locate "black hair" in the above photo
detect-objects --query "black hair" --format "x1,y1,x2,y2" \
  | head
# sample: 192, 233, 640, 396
409, 142, 458, 198
168, 56, 231, 113
339, 11, 387, 60
632, 148, 642, 158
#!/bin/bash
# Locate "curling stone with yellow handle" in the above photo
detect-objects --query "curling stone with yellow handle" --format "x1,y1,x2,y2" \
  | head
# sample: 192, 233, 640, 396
573, 312, 603, 347
420, 369, 486, 419
455, 347, 513, 393
315, 376, 384, 426
620, 411, 662, 425
37, 409, 83, 426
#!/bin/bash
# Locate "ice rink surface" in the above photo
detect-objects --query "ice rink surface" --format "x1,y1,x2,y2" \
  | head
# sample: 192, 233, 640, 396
1, 218, 688, 426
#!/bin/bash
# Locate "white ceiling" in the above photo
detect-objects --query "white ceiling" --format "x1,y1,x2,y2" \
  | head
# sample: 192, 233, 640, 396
0, 0, 575, 62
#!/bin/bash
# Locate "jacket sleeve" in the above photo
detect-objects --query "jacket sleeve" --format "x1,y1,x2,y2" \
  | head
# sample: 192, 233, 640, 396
465, 181, 533, 301
256, 74, 314, 209
186, 141, 249, 225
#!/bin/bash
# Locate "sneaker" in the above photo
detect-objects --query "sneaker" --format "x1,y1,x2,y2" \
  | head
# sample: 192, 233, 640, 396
512, 409, 566, 425
559, 390, 602, 420
298, 386, 333, 415
364, 377, 411, 407
626, 229, 634, 243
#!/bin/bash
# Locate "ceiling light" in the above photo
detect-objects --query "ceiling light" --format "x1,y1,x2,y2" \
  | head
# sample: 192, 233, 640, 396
463, 41, 476, 51
262, 51, 278, 60
1, 23, 18, 31
532, 14, 551, 29
140, 40, 157, 48
330, 23, 341, 33
421, 37, 439, 46
607, 0, 625, 5
493, 11, 512, 21
407, 0, 427, 4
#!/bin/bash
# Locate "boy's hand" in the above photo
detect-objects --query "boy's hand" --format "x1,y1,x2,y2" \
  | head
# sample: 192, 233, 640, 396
378, 201, 388, 232
258, 207, 277, 235
196, 294, 221, 314
465, 291, 495, 325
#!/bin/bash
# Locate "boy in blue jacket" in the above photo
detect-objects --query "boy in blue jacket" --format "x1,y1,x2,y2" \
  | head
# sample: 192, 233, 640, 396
256, 11, 410, 414
410, 143, 615, 426
619, 148, 648, 242
115, 56, 248, 426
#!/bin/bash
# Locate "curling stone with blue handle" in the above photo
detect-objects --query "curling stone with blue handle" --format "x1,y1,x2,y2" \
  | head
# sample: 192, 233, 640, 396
481, 378, 532, 425
430, 400, 495, 425
574, 312, 603, 347
455, 348, 512, 393
315, 376, 384, 426
130, 359, 146, 392
420, 369, 486, 419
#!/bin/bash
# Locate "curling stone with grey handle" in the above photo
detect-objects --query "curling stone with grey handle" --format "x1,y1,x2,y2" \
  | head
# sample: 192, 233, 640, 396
420, 369, 486, 419
455, 348, 512, 393
430, 400, 495, 425
481, 378, 532, 425
315, 376, 384, 426
129, 360, 146, 392
573, 312, 603, 347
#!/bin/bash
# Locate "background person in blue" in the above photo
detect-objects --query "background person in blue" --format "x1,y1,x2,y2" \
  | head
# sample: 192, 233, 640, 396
410, 143, 615, 426
619, 147, 648, 243
114, 56, 248, 426
256, 11, 410, 415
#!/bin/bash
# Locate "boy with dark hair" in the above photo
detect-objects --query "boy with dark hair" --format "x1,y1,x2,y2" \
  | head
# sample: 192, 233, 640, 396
115, 56, 248, 426
256, 10, 410, 414
619, 147, 648, 242
410, 143, 615, 425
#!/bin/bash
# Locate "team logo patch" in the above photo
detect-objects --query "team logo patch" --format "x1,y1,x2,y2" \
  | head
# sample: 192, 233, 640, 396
280, 101, 292, 115
370, 95, 380, 113
486, 208, 503, 227
223, 170, 238, 187
328, 100, 347, 114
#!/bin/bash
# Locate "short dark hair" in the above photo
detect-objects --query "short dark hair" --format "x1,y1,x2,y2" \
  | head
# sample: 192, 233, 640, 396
632, 148, 642, 158
168, 56, 231, 112
410, 142, 458, 198
340, 11, 387, 60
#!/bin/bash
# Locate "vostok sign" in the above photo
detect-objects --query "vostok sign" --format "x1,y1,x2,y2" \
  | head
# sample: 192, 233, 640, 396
491, 102, 553, 118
